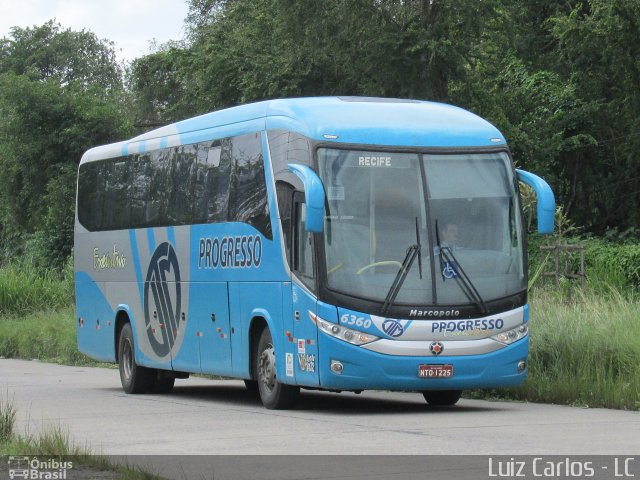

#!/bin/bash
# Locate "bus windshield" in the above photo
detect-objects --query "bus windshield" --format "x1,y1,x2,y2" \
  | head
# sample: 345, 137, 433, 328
318, 148, 525, 307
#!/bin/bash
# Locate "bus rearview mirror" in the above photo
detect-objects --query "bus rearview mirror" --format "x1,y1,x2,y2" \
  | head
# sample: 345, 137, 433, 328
288, 163, 325, 233
516, 169, 555, 235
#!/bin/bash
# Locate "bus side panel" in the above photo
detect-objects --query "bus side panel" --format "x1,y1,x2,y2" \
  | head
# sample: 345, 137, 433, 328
75, 271, 116, 363
232, 282, 285, 382
291, 282, 320, 387
168, 280, 202, 374
107, 227, 179, 370
196, 282, 233, 376
281, 282, 295, 383
229, 282, 245, 378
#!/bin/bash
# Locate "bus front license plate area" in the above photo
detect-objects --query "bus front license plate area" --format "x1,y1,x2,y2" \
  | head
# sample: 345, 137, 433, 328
418, 364, 453, 378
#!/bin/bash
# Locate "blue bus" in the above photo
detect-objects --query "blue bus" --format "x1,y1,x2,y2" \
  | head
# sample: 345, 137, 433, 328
75, 97, 554, 409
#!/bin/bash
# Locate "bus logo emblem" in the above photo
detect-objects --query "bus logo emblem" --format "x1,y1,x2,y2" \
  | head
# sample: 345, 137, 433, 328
430, 341, 444, 355
382, 319, 404, 338
144, 242, 182, 358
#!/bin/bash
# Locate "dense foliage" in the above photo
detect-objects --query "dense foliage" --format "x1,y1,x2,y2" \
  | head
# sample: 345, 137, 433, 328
1, 1, 639, 268
0, 21, 133, 266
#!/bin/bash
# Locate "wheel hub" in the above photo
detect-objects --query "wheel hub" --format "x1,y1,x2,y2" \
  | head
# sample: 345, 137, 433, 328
122, 339, 133, 379
258, 344, 276, 393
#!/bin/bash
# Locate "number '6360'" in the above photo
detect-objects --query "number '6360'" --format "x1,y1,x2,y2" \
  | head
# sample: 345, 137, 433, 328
340, 314, 372, 329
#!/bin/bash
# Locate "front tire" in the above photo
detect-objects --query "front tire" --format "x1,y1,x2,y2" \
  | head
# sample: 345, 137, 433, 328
118, 323, 155, 394
255, 328, 299, 409
422, 390, 462, 406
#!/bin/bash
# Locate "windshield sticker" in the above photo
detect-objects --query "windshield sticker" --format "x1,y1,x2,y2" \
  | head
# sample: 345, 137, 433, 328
327, 185, 345, 200
432, 319, 504, 334
335, 153, 414, 169
358, 156, 392, 167
442, 261, 458, 280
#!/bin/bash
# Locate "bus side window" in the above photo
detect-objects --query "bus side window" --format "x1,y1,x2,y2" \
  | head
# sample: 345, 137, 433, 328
276, 181, 295, 262
292, 198, 315, 290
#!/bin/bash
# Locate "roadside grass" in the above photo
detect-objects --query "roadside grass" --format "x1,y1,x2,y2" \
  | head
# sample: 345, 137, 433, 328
0, 392, 16, 443
0, 394, 163, 479
525, 285, 640, 410
0, 260, 98, 366
0, 263, 73, 316
473, 284, 640, 410
0, 306, 97, 366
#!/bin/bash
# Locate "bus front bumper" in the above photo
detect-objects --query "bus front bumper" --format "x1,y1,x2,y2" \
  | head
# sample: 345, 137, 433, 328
317, 334, 528, 391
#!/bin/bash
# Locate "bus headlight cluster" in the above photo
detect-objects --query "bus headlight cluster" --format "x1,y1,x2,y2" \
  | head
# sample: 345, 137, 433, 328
316, 318, 379, 346
491, 324, 528, 345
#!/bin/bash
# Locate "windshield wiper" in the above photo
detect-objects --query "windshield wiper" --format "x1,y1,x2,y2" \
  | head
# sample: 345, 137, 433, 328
380, 217, 423, 316
415, 217, 423, 280
380, 243, 420, 316
435, 219, 487, 315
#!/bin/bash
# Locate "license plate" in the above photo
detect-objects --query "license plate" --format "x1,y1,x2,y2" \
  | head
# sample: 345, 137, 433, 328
419, 364, 453, 378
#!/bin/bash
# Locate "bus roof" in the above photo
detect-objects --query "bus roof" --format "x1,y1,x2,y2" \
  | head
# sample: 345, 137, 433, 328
80, 97, 506, 164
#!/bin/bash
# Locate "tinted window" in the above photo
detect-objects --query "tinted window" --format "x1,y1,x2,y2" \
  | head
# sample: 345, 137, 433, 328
276, 181, 295, 259
293, 202, 315, 290
193, 141, 227, 223
168, 144, 197, 224
77, 133, 272, 238
229, 133, 271, 238
129, 154, 152, 227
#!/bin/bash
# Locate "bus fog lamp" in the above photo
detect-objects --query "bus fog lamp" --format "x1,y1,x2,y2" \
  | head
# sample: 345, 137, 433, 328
330, 360, 344, 374
518, 360, 526, 372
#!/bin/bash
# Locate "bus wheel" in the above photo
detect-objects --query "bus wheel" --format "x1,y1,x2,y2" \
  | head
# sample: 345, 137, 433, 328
422, 390, 462, 406
118, 323, 155, 394
255, 328, 299, 409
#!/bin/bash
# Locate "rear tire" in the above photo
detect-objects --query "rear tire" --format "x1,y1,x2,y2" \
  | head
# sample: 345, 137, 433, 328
255, 328, 299, 409
118, 323, 155, 394
422, 390, 462, 406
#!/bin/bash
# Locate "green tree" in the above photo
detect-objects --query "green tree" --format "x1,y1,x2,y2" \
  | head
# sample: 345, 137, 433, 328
0, 22, 132, 267
0, 20, 122, 88
130, 0, 497, 120
128, 44, 196, 127
455, 0, 640, 233
549, 0, 640, 230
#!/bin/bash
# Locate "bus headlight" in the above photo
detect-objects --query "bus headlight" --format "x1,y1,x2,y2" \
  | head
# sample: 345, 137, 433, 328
314, 316, 379, 346
491, 324, 528, 345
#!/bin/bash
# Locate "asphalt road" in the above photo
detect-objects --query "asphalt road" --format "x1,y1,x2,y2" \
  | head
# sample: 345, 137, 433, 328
1, 359, 638, 479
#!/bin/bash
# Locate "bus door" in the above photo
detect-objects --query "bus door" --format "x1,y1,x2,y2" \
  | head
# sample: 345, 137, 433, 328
192, 282, 233, 376
289, 195, 320, 386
